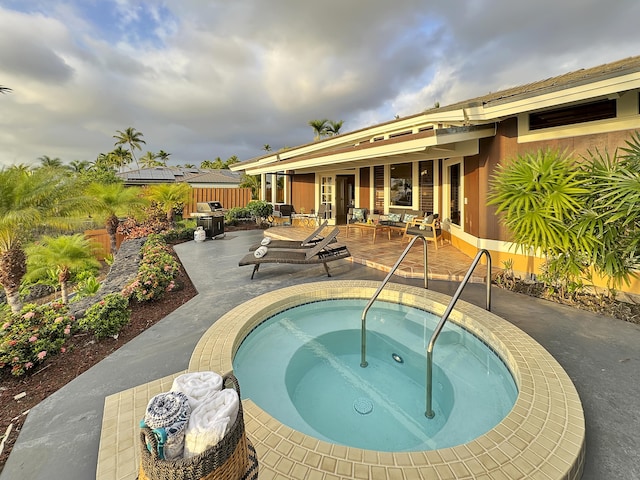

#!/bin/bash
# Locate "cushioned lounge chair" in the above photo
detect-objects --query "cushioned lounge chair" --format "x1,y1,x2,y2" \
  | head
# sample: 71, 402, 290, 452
239, 228, 351, 279
248, 221, 334, 251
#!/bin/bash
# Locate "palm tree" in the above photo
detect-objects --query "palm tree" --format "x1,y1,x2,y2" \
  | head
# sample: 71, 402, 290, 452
110, 146, 132, 171
69, 159, 92, 173
144, 183, 192, 224
225, 155, 239, 168
113, 127, 145, 170
0, 86, 11, 94
25, 234, 101, 304
325, 120, 344, 137
263, 144, 272, 152
0, 167, 96, 313
240, 173, 261, 200
38, 155, 63, 168
309, 119, 329, 140
85, 182, 148, 254
156, 150, 171, 166
140, 151, 161, 168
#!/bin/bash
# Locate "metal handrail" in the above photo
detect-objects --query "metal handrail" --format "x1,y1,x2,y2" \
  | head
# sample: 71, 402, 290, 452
360, 235, 428, 368
425, 249, 492, 418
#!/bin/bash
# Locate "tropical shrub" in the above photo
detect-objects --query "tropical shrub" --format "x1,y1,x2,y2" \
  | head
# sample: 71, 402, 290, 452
78, 293, 130, 339
246, 200, 273, 223
0, 302, 76, 376
489, 139, 640, 296
121, 235, 178, 302
488, 149, 590, 255
225, 207, 252, 225
73, 272, 101, 299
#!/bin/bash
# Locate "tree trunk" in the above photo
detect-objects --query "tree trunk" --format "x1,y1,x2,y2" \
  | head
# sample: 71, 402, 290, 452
4, 285, 22, 314
58, 267, 70, 304
0, 245, 27, 314
60, 281, 69, 304
106, 214, 120, 254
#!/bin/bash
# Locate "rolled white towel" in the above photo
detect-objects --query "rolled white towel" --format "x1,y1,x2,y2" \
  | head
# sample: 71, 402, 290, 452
171, 371, 223, 410
260, 236, 271, 246
254, 245, 268, 258
143, 391, 191, 461
183, 388, 240, 458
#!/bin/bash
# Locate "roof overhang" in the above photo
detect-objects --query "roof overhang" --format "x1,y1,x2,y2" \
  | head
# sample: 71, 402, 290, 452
240, 124, 496, 175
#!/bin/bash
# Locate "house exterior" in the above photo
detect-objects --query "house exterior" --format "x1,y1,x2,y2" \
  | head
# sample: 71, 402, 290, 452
231, 56, 640, 292
117, 167, 241, 188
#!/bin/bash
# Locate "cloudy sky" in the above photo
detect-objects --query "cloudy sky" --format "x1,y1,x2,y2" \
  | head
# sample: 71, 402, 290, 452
2, 0, 640, 169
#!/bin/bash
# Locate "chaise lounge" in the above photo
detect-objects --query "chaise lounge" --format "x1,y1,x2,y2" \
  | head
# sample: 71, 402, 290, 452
238, 228, 351, 279
248, 220, 334, 251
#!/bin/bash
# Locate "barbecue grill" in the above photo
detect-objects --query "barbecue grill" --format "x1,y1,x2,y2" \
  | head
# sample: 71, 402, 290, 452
190, 202, 225, 239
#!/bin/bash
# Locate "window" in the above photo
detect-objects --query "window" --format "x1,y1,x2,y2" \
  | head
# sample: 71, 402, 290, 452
419, 160, 434, 214
448, 162, 461, 226
390, 163, 412, 207
529, 99, 616, 130
373, 165, 384, 213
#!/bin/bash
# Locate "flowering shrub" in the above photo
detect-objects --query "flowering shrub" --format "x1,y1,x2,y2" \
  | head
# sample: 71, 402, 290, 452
78, 293, 130, 339
122, 235, 179, 302
0, 303, 76, 376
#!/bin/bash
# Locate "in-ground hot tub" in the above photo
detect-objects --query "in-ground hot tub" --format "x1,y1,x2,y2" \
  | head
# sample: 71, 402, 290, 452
189, 281, 586, 479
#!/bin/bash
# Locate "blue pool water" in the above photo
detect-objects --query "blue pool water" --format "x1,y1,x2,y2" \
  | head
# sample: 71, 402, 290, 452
233, 299, 518, 452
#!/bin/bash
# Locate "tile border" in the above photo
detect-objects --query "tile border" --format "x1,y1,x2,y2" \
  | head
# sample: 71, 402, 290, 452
187, 280, 586, 479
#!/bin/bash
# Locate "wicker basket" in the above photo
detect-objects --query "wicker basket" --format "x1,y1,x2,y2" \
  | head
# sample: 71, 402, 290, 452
139, 373, 255, 480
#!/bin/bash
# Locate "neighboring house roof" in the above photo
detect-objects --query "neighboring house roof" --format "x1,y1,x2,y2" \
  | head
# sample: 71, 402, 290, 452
117, 167, 241, 185
182, 169, 241, 185
232, 55, 640, 175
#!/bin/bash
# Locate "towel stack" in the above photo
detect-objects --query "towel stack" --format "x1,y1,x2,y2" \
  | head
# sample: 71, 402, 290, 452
143, 391, 191, 461
142, 371, 240, 460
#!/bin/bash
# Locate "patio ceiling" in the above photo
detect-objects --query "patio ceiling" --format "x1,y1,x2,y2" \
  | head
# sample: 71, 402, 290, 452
242, 123, 496, 175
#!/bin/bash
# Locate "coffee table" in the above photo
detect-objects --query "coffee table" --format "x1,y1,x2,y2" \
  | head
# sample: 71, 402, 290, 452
346, 222, 391, 243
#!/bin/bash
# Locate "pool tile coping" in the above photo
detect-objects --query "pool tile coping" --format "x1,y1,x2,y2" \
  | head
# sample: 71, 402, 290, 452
97, 281, 585, 480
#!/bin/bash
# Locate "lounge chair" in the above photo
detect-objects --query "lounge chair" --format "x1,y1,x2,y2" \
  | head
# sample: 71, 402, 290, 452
248, 220, 334, 251
239, 228, 351, 279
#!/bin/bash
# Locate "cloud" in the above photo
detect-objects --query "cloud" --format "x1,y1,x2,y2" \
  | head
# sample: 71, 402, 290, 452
1, 0, 640, 168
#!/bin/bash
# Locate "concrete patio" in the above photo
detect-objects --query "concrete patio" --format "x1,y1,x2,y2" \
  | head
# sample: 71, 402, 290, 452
1, 228, 639, 479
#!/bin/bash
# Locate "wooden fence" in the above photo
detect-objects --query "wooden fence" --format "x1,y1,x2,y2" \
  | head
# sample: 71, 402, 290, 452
183, 188, 252, 216
85, 229, 125, 261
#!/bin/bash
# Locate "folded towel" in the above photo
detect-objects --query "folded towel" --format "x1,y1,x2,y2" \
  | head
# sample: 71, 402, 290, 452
171, 371, 223, 410
260, 236, 271, 246
254, 245, 268, 258
183, 388, 240, 458
143, 391, 191, 461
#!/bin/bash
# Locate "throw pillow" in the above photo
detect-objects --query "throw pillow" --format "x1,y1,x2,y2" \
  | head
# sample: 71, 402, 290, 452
388, 213, 401, 222
419, 214, 434, 231
402, 213, 417, 223
352, 208, 365, 222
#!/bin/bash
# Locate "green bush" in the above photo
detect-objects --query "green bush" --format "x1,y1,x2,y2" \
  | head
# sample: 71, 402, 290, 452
73, 271, 101, 300
121, 235, 179, 302
225, 206, 252, 224
246, 200, 273, 221
0, 303, 76, 376
78, 293, 130, 339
